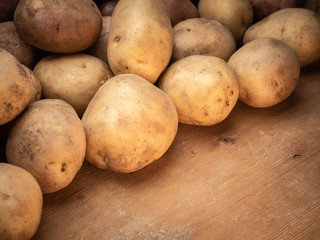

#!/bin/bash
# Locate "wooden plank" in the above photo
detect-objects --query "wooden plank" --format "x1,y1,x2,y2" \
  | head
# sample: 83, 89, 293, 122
32, 62, 320, 240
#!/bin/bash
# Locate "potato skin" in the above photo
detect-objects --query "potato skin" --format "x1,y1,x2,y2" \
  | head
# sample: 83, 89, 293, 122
33, 53, 113, 116
250, 0, 296, 20
85, 16, 112, 65
228, 38, 300, 108
243, 8, 320, 67
14, 0, 102, 53
6, 99, 86, 193
0, 163, 42, 240
172, 18, 236, 62
163, 0, 199, 26
158, 55, 239, 126
198, 0, 253, 43
0, 21, 36, 68
0, 49, 32, 125
107, 0, 173, 84
82, 74, 178, 173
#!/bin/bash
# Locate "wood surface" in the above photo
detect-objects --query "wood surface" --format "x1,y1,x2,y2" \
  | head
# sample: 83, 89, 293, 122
32, 62, 320, 240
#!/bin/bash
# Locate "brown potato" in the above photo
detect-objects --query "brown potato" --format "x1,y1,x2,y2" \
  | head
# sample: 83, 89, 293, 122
6, 99, 86, 193
22, 65, 42, 104
172, 18, 236, 62
0, 163, 42, 240
228, 38, 300, 108
0, 21, 36, 68
0, 49, 32, 125
107, 0, 173, 84
158, 55, 239, 126
198, 0, 253, 43
14, 0, 102, 53
243, 8, 320, 66
33, 53, 113, 116
163, 0, 199, 26
82, 74, 178, 173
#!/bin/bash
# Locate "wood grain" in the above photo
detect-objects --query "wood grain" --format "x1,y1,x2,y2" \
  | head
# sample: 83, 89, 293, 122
32, 62, 320, 240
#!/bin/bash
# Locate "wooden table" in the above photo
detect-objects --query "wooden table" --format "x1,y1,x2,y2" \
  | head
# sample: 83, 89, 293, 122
32, 62, 320, 240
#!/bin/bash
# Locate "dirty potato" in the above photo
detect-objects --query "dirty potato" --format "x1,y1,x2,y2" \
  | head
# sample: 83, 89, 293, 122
158, 55, 239, 126
6, 99, 86, 193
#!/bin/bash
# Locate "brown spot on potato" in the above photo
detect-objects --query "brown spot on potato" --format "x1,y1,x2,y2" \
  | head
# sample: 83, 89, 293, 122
217, 98, 222, 102
61, 163, 66, 172
217, 136, 235, 144
226, 101, 229, 106
114, 36, 121, 43
0, 192, 10, 200
55, 23, 61, 33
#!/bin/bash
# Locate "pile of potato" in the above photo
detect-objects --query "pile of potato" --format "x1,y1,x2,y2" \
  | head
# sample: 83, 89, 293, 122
1, 0, 320, 238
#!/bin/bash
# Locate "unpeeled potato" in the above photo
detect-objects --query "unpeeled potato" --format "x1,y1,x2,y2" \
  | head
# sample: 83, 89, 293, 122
243, 8, 320, 66
6, 99, 86, 193
82, 74, 178, 173
228, 38, 300, 108
158, 55, 239, 126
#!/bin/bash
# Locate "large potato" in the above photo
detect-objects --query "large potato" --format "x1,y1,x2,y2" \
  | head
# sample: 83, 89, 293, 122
198, 0, 253, 43
243, 8, 320, 66
6, 99, 86, 193
0, 21, 36, 68
228, 38, 300, 108
0, 49, 32, 125
82, 74, 178, 173
14, 0, 102, 53
158, 55, 239, 126
172, 18, 236, 62
33, 53, 113, 116
107, 0, 173, 84
0, 163, 42, 240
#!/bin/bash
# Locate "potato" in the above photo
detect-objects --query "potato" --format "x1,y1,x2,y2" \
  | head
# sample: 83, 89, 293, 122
172, 18, 236, 62
14, 0, 102, 53
163, 0, 199, 26
99, 0, 119, 16
6, 99, 86, 193
158, 55, 239, 126
0, 0, 20, 22
228, 38, 300, 108
85, 16, 112, 64
107, 0, 173, 84
0, 49, 32, 125
0, 163, 42, 240
198, 0, 253, 43
0, 21, 36, 68
33, 53, 113, 116
243, 8, 320, 66
250, 0, 296, 20
82, 74, 178, 173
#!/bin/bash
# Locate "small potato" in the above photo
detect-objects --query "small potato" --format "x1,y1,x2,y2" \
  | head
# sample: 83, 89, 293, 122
163, 0, 199, 26
33, 53, 113, 116
0, 163, 42, 240
158, 55, 239, 126
172, 18, 236, 62
14, 0, 102, 53
0, 21, 36, 68
243, 8, 320, 66
198, 0, 253, 43
0, 49, 32, 125
82, 74, 178, 173
228, 38, 300, 108
85, 16, 112, 64
108, 0, 173, 84
6, 99, 86, 193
